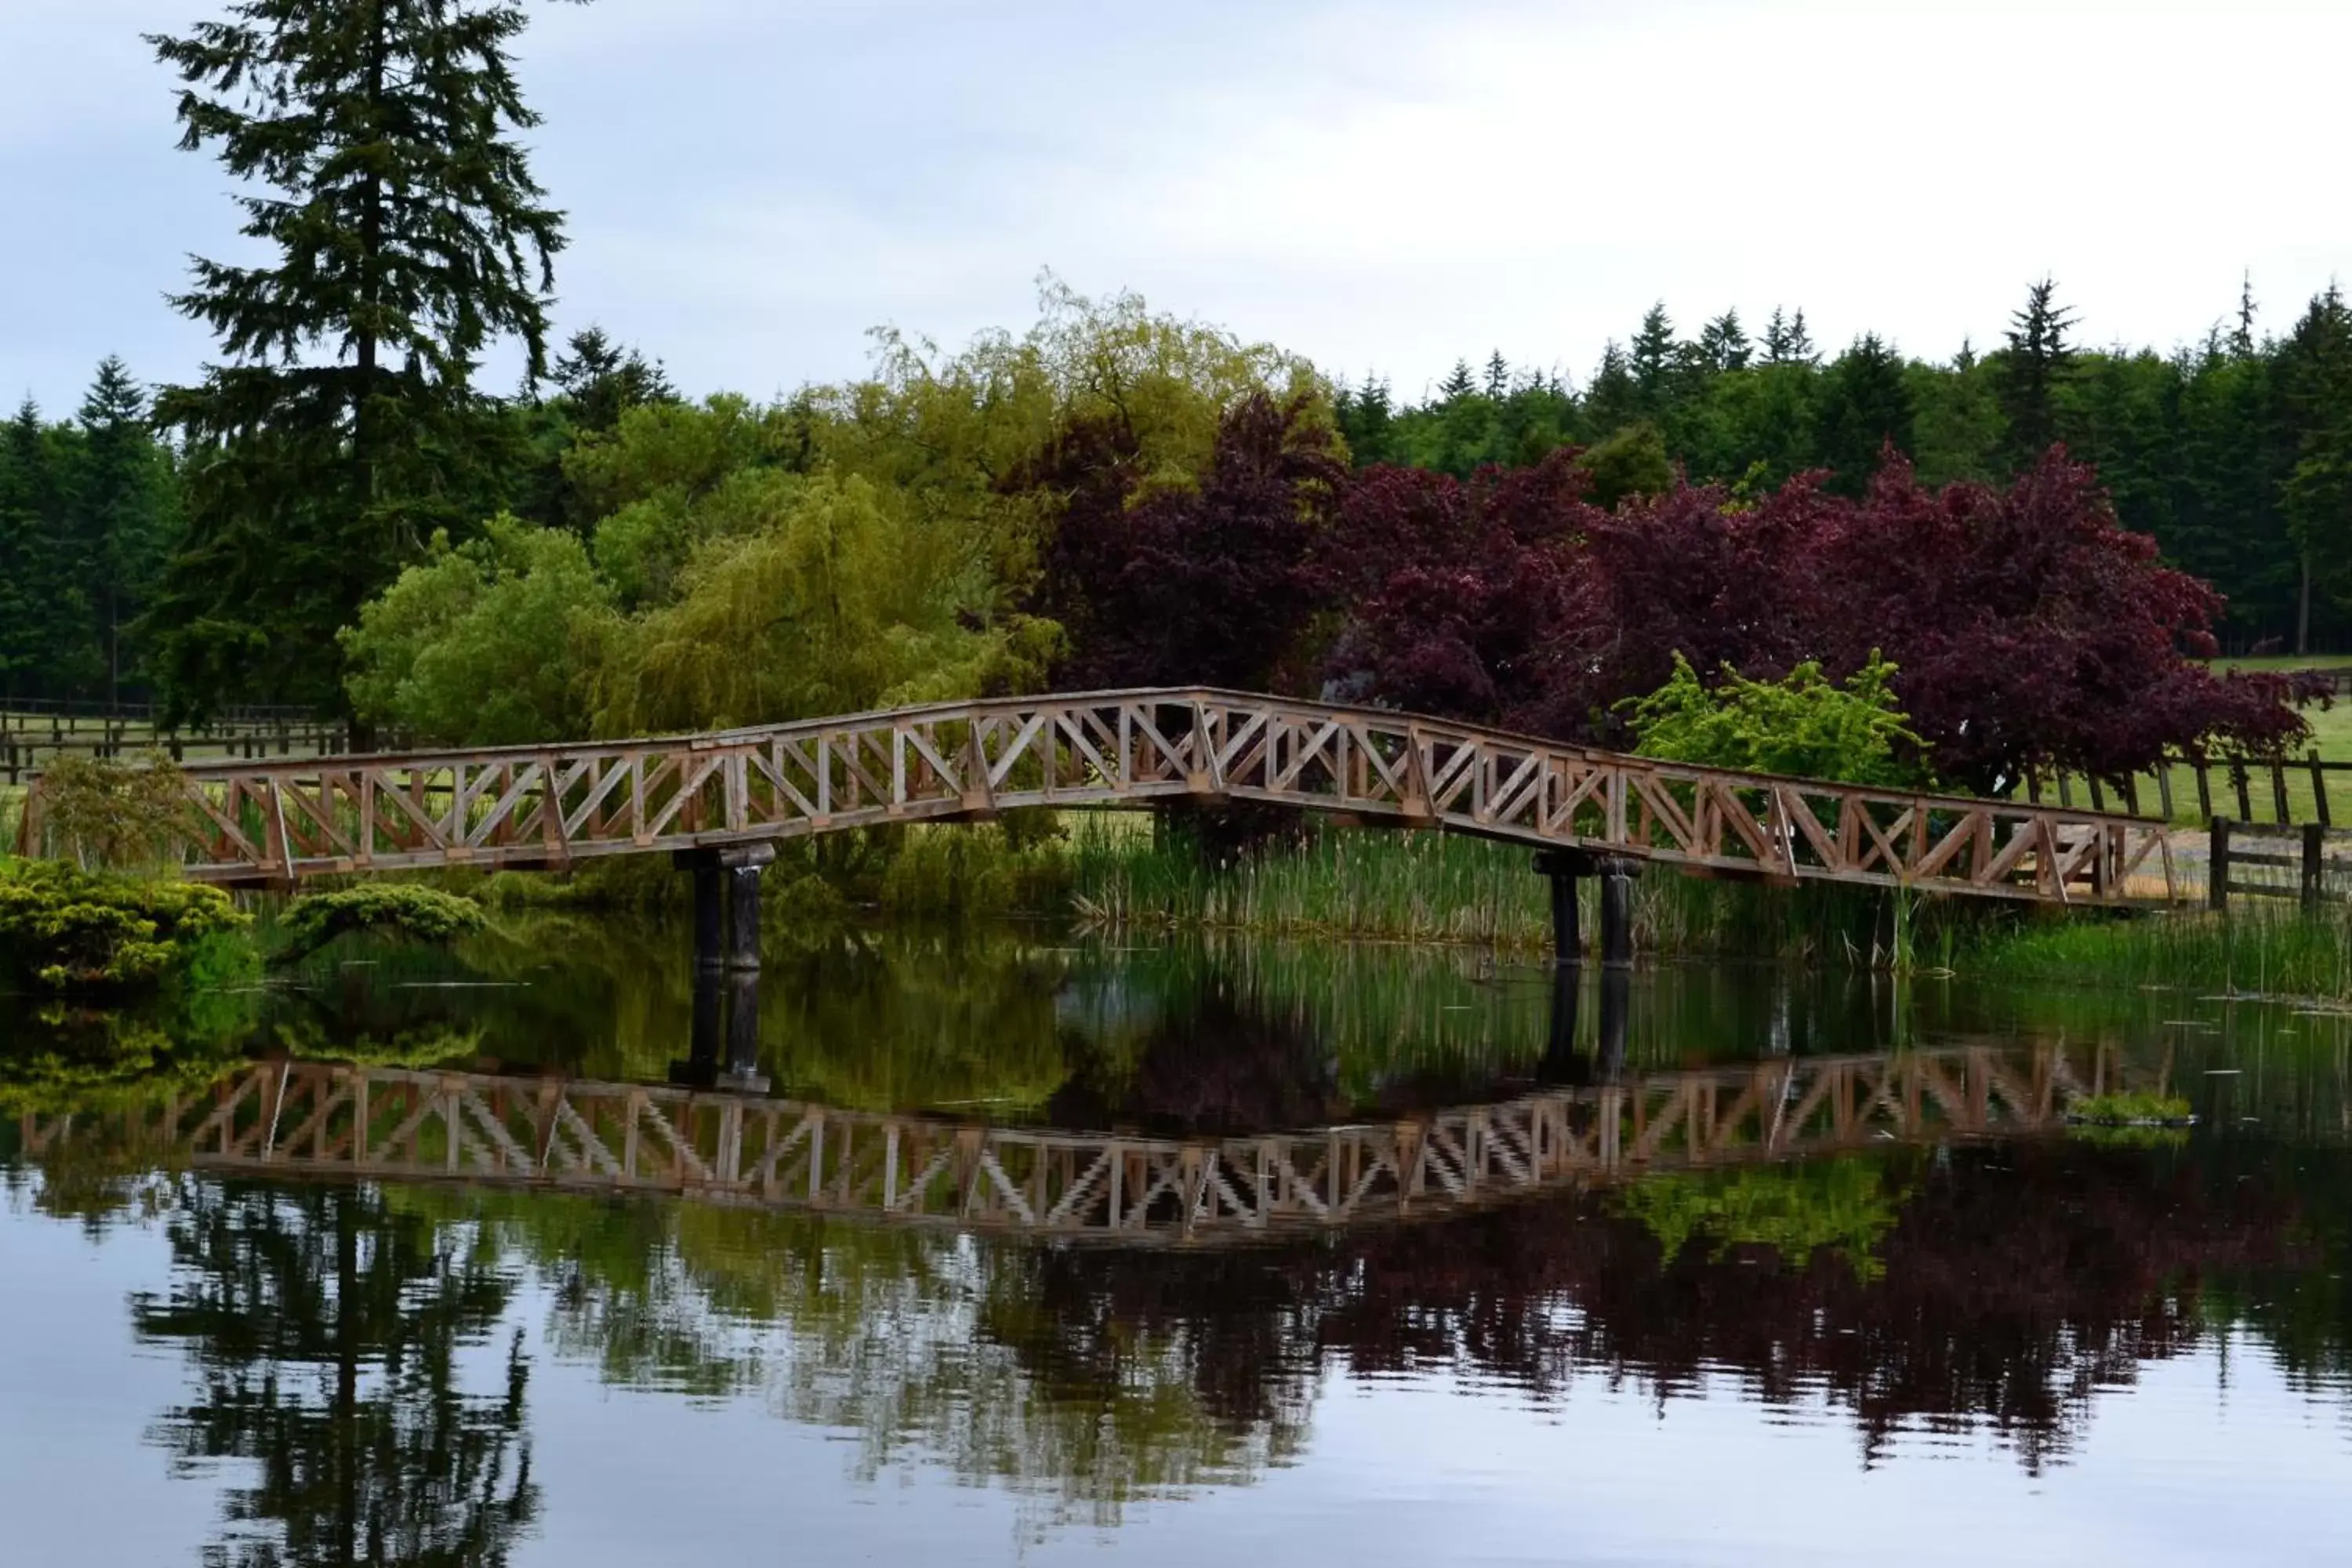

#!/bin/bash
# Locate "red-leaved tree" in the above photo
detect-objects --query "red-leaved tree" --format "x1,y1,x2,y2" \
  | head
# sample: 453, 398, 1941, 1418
1324, 446, 2307, 792
1026, 393, 1346, 691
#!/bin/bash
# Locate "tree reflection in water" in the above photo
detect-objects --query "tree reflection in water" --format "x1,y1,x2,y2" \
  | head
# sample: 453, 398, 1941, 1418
16, 921, 2351, 1535
131, 1181, 539, 1566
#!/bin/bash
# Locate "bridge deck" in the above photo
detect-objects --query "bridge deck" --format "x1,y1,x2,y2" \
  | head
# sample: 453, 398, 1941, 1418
14, 1043, 2112, 1245
14, 688, 2177, 906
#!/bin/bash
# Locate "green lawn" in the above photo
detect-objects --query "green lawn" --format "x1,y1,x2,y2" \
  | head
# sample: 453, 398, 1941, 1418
2213, 654, 2352, 673
2028, 681, 2352, 827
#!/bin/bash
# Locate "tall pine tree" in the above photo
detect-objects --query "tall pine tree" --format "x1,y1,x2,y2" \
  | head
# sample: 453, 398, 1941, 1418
143, 0, 572, 724
0, 400, 86, 702
2278, 286, 2352, 652
1997, 276, 2077, 470
1813, 334, 1916, 495
71, 358, 176, 706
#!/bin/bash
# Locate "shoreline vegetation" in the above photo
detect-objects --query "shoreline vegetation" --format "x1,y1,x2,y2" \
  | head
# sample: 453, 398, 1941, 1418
20, 805, 2352, 1011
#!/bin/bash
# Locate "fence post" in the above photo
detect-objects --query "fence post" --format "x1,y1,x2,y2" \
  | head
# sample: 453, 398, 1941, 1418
2273, 758, 2292, 823
2209, 818, 2230, 913
2194, 753, 2213, 822
2312, 751, 2332, 829
2156, 759, 2175, 822
2089, 776, 2107, 812
2303, 822, 2325, 916
2232, 760, 2252, 822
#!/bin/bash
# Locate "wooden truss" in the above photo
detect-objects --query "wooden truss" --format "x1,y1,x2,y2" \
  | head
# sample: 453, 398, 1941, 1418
15, 688, 2176, 905
17, 1042, 2117, 1246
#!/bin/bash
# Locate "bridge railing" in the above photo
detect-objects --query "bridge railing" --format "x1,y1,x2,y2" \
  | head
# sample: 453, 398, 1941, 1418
12, 688, 2179, 907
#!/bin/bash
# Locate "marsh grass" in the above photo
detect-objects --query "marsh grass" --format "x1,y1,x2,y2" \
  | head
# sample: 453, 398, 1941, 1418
1064, 813, 1984, 965
1969, 902, 2352, 1001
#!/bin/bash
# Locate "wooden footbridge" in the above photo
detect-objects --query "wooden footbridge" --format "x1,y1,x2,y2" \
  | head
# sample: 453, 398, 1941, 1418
13, 688, 2178, 911
13, 1040, 2121, 1245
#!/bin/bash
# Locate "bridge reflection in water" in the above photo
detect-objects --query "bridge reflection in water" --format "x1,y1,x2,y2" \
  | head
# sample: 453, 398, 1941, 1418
19, 978, 2143, 1245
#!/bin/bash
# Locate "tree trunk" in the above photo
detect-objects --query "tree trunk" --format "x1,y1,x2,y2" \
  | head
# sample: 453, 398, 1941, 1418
2298, 550, 2313, 657
355, 3, 387, 490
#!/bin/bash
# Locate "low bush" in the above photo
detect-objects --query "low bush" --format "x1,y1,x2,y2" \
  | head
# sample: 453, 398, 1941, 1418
275, 884, 488, 962
0, 859, 251, 991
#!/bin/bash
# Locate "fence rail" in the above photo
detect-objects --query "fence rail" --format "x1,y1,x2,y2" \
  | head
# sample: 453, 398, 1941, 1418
2031, 748, 2352, 829
1, 709, 349, 785
2205, 819, 2352, 912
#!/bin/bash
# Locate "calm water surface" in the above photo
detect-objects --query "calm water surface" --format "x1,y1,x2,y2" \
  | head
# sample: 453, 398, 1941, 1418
4, 917, 2350, 1566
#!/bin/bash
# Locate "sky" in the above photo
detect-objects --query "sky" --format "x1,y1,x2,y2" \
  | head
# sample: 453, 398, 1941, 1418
4, 0, 2350, 416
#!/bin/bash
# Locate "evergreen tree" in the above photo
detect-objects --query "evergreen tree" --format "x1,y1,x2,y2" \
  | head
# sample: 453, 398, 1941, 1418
1762, 307, 1817, 366
2278, 285, 2352, 652
1483, 350, 1510, 401
1813, 334, 1915, 495
1584, 341, 1639, 436
70, 358, 176, 706
1910, 339, 2005, 485
1334, 377, 1395, 466
1629, 303, 1679, 408
0, 400, 86, 700
550, 325, 677, 437
1436, 360, 1476, 402
1997, 276, 2078, 470
1698, 310, 1751, 372
142, 0, 572, 723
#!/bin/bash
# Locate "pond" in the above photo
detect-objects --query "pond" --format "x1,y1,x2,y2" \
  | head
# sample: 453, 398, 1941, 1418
4, 916, 2350, 1566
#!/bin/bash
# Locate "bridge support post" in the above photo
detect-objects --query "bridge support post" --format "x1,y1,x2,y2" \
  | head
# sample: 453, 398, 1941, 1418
1539, 961, 1583, 1082
673, 967, 770, 1092
1595, 966, 1630, 1083
690, 858, 725, 973
1595, 855, 1640, 969
1533, 849, 1594, 966
724, 968, 770, 1092
726, 862, 764, 971
676, 844, 775, 975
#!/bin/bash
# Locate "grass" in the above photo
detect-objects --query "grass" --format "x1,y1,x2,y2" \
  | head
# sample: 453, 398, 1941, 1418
2212, 654, 2352, 673
2068, 1091, 2194, 1124
1063, 813, 1977, 965
2017, 691, 2352, 829
1966, 901, 2352, 1002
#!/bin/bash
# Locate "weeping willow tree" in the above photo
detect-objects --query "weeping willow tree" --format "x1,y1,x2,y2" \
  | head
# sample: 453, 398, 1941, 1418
339, 280, 1329, 747
587, 472, 1058, 735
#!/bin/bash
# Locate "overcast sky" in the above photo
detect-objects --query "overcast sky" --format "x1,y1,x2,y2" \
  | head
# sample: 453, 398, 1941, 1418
5, 0, 2348, 416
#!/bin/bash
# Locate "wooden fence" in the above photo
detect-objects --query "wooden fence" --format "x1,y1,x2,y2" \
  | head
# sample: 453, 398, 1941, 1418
2031, 749, 2352, 829
1, 703, 348, 785
2205, 819, 2352, 912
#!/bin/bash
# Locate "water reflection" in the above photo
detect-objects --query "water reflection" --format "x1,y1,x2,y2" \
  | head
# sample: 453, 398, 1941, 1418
134, 1181, 538, 1566
5, 923, 2352, 1562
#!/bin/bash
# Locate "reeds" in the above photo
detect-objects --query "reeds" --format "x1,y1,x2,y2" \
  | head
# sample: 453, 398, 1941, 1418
1965, 902, 2352, 1001
1063, 814, 1972, 965
1067, 815, 1553, 949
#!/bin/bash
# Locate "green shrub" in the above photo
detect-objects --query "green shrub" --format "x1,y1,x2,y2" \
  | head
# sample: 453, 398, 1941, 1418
1622, 650, 1931, 789
0, 860, 250, 990
275, 884, 487, 961
27, 751, 194, 871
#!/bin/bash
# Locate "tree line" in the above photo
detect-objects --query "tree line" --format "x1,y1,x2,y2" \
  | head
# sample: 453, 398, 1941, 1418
0, 0, 2336, 797
1338, 279, 2352, 656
